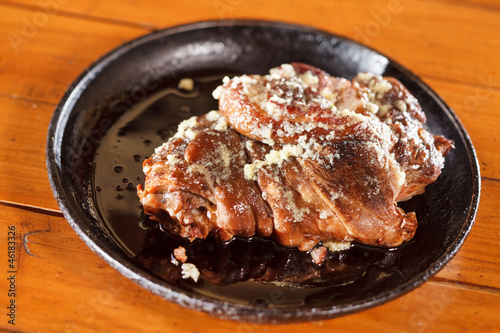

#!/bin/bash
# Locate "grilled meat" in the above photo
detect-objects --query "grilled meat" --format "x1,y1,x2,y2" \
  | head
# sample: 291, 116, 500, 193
137, 63, 453, 250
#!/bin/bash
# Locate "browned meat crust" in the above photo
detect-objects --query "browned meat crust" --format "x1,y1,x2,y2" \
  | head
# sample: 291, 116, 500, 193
137, 113, 273, 242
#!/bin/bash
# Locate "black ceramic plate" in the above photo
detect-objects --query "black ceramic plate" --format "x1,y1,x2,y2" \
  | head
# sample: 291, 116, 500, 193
46, 20, 480, 324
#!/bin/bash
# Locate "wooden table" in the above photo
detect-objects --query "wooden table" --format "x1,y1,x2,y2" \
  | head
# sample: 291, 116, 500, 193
1, 0, 499, 331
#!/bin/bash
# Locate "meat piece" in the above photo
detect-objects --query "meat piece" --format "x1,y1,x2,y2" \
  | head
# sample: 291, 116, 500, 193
216, 63, 394, 148
352, 73, 454, 200
218, 63, 453, 201
310, 246, 327, 265
244, 137, 415, 249
137, 111, 273, 242
138, 63, 453, 250
173, 246, 187, 263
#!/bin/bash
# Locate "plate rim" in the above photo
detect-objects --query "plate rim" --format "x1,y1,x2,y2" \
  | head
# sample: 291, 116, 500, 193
46, 19, 481, 323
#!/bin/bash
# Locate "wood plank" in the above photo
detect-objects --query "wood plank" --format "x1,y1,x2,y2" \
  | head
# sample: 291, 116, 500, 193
0, 4, 148, 104
0, 204, 498, 332
433, 0, 500, 10
0, 96, 59, 211
2, 0, 499, 91
424, 77, 500, 180
434, 179, 500, 289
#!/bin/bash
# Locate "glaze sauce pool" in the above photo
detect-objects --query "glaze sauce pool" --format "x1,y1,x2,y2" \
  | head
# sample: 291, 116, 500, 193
92, 71, 414, 308
93, 73, 224, 255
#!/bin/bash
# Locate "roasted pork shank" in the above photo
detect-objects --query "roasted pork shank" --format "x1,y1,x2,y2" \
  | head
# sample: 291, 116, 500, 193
137, 63, 453, 251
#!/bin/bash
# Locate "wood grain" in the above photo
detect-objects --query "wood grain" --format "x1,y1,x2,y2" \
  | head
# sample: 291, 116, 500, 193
0, 96, 59, 211
0, 0, 498, 331
0, 205, 498, 333
0, 3, 147, 104
424, 77, 500, 180
3, 0, 500, 90
434, 179, 500, 289
434, 0, 500, 10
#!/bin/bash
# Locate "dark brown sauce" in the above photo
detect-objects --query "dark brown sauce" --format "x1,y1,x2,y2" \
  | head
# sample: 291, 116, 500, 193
93, 73, 221, 255
92, 72, 415, 308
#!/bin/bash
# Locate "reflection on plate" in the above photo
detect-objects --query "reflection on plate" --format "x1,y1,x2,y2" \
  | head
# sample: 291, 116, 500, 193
46, 20, 480, 323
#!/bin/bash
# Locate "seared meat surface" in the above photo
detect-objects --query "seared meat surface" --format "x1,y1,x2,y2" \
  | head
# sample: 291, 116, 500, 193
137, 63, 453, 250
137, 112, 273, 242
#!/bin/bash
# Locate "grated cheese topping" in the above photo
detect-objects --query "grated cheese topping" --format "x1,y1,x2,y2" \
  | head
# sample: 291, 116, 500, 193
178, 78, 194, 91
323, 241, 351, 252
244, 144, 304, 180
181, 263, 200, 282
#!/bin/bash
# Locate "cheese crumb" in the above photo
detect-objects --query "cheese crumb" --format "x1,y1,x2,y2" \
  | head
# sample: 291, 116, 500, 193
394, 100, 407, 113
181, 263, 200, 282
356, 72, 375, 83
178, 78, 194, 91
323, 241, 351, 252
212, 85, 223, 99
218, 143, 231, 169
366, 102, 379, 114
378, 104, 393, 117
319, 210, 333, 219
166, 154, 182, 164
299, 71, 319, 86
205, 110, 221, 121
175, 116, 198, 139
283, 190, 309, 222
244, 144, 304, 180
273, 63, 296, 78
214, 116, 228, 131
370, 80, 392, 95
